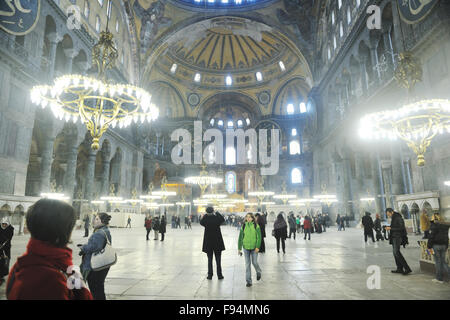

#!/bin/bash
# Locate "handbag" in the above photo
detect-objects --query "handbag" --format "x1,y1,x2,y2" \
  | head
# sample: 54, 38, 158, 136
91, 230, 117, 271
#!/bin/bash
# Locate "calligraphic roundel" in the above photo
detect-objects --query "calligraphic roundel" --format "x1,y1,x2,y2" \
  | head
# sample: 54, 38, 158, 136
0, 0, 40, 35
397, 0, 439, 24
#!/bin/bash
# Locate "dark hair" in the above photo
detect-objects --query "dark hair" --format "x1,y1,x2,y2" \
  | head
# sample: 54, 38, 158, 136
98, 212, 111, 225
206, 207, 214, 214
26, 199, 76, 247
386, 208, 394, 213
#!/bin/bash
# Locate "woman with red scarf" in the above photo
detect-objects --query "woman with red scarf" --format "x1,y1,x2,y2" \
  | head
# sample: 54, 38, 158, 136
6, 199, 92, 300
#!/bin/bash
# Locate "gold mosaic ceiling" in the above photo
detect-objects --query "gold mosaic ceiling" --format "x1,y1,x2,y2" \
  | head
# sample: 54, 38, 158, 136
169, 27, 285, 72
150, 17, 309, 90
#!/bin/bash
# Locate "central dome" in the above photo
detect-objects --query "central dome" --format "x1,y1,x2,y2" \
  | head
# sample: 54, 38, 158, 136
151, 17, 308, 89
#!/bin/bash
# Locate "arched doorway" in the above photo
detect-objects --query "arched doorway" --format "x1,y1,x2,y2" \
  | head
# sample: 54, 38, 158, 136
410, 203, 420, 234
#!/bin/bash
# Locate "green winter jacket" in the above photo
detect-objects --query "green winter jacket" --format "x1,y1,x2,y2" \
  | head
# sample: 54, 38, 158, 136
238, 222, 262, 251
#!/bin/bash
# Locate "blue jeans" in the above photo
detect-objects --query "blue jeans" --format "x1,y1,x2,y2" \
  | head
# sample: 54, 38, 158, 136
433, 244, 449, 281
243, 249, 262, 284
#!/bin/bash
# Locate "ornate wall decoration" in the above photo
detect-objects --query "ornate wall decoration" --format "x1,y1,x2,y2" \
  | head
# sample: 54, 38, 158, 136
397, 0, 439, 24
0, 0, 40, 35
258, 91, 271, 105
132, 0, 172, 55
187, 93, 200, 107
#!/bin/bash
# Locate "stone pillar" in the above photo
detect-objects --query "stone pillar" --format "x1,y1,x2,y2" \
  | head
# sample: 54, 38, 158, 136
40, 136, 56, 193
390, 142, 406, 196
47, 33, 62, 81
359, 58, 369, 95
342, 157, 354, 219
370, 45, 381, 83
355, 152, 365, 190
64, 145, 78, 198
404, 158, 413, 194
64, 49, 78, 74
101, 158, 111, 196
371, 151, 386, 217
84, 150, 97, 200
382, 28, 395, 69
391, 0, 405, 52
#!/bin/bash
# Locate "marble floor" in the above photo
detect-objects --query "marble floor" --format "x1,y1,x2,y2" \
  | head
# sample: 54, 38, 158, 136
1, 224, 449, 300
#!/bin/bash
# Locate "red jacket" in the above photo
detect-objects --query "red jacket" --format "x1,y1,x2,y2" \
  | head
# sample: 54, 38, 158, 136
145, 218, 152, 229
303, 218, 312, 230
7, 238, 93, 300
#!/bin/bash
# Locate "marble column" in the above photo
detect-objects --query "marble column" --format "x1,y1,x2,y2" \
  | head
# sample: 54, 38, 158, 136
355, 153, 365, 191
101, 159, 111, 196
404, 158, 413, 194
371, 151, 386, 217
84, 150, 97, 200
40, 137, 56, 193
342, 157, 355, 219
382, 29, 395, 69
64, 144, 78, 198
64, 49, 78, 74
47, 33, 62, 81
390, 0, 405, 52
359, 58, 369, 95
390, 142, 407, 196
370, 45, 381, 83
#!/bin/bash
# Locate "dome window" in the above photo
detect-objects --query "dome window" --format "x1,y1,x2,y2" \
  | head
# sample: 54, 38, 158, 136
170, 64, 178, 74
226, 76, 233, 86
279, 61, 286, 72
256, 72, 263, 82
194, 73, 201, 82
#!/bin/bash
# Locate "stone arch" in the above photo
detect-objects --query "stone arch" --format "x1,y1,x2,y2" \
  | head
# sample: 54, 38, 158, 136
198, 92, 261, 120
272, 77, 311, 115
358, 40, 373, 85
147, 81, 186, 118
73, 49, 88, 74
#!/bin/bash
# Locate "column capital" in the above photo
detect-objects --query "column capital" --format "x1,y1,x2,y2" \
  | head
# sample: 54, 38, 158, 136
64, 48, 79, 59
47, 32, 63, 44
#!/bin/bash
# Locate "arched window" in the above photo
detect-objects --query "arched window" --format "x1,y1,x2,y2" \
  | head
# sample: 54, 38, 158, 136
289, 141, 301, 155
287, 103, 295, 115
226, 171, 236, 194
84, 0, 90, 18
226, 146, 236, 165
95, 16, 101, 32
291, 168, 302, 184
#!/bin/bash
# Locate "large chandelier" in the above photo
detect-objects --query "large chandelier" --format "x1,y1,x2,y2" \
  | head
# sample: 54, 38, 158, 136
30, 1, 159, 150
359, 52, 450, 167
184, 164, 223, 195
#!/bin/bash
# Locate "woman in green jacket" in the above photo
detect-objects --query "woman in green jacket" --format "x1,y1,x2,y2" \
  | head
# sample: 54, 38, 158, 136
238, 213, 262, 287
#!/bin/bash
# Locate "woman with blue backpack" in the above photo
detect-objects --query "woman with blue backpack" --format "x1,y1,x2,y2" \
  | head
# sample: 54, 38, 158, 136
238, 213, 262, 287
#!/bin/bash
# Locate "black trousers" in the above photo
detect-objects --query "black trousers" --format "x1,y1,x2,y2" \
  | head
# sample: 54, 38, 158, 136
206, 250, 222, 277
84, 227, 89, 237
322, 224, 326, 232
289, 228, 296, 239
259, 238, 266, 253
364, 230, 375, 242
276, 237, 286, 253
161, 232, 165, 241
392, 237, 411, 272
304, 228, 311, 240
87, 267, 110, 300
146, 228, 151, 240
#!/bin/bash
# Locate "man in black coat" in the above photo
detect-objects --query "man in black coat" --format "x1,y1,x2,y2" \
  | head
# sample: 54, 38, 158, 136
362, 212, 375, 243
152, 216, 160, 240
159, 215, 167, 241
200, 207, 225, 280
288, 213, 296, 239
386, 208, 412, 275
0, 217, 14, 286
83, 214, 90, 237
